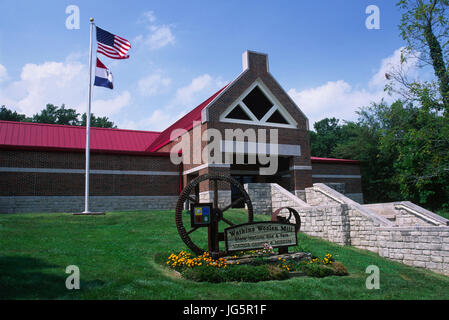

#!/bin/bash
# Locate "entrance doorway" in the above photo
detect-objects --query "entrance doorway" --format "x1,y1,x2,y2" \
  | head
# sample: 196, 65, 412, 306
231, 175, 254, 208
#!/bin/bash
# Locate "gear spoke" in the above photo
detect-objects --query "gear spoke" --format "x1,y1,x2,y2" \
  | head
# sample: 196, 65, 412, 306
221, 197, 244, 212
221, 217, 235, 226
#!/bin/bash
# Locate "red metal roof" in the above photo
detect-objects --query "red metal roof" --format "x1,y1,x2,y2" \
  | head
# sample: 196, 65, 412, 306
0, 120, 162, 155
311, 156, 360, 164
0, 115, 360, 164
147, 84, 229, 152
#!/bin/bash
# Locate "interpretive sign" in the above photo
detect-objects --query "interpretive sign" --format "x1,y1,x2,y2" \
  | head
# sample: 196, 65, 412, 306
224, 222, 297, 252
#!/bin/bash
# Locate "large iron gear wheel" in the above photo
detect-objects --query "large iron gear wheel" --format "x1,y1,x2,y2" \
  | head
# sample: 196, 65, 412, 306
175, 174, 254, 255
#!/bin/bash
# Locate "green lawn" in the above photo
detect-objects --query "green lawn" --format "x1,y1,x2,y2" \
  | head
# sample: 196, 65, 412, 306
1, 209, 449, 300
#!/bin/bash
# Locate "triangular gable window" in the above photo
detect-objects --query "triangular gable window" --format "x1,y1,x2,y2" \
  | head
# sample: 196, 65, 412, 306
242, 86, 273, 120
225, 104, 252, 121
220, 82, 296, 128
266, 110, 289, 125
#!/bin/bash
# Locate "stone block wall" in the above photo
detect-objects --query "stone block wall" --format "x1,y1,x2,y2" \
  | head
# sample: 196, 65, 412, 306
244, 183, 308, 216
375, 226, 449, 275
244, 184, 272, 215
304, 183, 449, 275
296, 204, 351, 246
247, 181, 449, 275
0, 195, 178, 214
199, 190, 232, 208
271, 184, 309, 213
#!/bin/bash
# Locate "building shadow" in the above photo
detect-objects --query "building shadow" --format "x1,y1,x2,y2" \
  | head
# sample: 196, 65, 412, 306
0, 256, 103, 299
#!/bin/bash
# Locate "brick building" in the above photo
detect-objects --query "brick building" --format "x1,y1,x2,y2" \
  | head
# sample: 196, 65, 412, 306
0, 51, 363, 213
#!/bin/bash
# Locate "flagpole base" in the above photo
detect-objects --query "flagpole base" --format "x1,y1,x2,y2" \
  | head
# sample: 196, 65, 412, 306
72, 212, 106, 216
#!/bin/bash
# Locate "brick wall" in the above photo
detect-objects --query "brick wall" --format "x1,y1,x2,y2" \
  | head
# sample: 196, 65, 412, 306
0, 150, 180, 197
0, 149, 181, 213
311, 162, 363, 201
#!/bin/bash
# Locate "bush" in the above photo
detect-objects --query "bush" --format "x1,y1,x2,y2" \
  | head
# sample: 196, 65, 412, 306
298, 263, 336, 278
296, 261, 348, 277
183, 265, 224, 283
182, 264, 289, 283
332, 261, 348, 276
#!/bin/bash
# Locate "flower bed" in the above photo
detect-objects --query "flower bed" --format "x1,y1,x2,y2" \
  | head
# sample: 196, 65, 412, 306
162, 249, 348, 283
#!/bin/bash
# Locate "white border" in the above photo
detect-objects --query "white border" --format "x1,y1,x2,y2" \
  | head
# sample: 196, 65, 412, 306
219, 79, 298, 129
290, 166, 313, 171
221, 140, 301, 156
0, 167, 179, 176
183, 163, 230, 175
312, 174, 361, 179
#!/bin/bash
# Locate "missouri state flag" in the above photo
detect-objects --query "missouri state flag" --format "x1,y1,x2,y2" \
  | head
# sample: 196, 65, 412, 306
94, 58, 113, 89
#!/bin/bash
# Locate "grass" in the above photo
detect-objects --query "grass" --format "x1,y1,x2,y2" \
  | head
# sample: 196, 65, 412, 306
1, 209, 449, 300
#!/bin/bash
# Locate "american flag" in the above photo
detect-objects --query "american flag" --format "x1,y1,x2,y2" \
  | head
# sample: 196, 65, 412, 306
96, 26, 131, 59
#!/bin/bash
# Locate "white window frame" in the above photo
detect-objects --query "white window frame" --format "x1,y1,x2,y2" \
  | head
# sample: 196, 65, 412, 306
219, 79, 298, 129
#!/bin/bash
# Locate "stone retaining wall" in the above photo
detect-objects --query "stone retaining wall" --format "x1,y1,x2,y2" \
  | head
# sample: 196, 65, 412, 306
375, 226, 449, 274
0, 196, 178, 214
296, 204, 351, 246
244, 183, 309, 216
199, 191, 232, 208
246, 182, 449, 275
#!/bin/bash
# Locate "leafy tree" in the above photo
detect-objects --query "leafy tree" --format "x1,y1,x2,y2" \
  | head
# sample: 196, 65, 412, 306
379, 94, 449, 210
327, 98, 449, 210
32, 104, 80, 125
309, 118, 343, 158
0, 106, 30, 122
1, 104, 116, 128
331, 102, 404, 203
392, 0, 449, 110
80, 113, 116, 128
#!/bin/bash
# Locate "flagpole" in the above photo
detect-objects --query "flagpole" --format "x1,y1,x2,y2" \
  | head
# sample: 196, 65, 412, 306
84, 17, 95, 214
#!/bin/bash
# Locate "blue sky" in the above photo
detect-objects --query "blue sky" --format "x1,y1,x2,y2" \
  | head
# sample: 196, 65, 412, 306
0, 0, 413, 130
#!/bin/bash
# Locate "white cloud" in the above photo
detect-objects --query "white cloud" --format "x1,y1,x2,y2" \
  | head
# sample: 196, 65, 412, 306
138, 73, 172, 96
142, 11, 156, 23
288, 47, 420, 128
0, 58, 131, 118
119, 109, 182, 131
288, 81, 384, 127
134, 11, 175, 51
172, 74, 226, 107
0, 61, 87, 115
120, 74, 226, 131
80, 91, 131, 117
368, 47, 420, 90
0, 64, 8, 83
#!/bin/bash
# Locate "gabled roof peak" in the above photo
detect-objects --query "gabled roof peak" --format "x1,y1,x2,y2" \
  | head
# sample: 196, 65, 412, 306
242, 50, 269, 72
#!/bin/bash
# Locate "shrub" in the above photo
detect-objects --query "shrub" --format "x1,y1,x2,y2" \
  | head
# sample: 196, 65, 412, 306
267, 265, 290, 281
332, 261, 348, 276
224, 265, 271, 282
182, 264, 289, 283
298, 263, 336, 278
183, 265, 224, 283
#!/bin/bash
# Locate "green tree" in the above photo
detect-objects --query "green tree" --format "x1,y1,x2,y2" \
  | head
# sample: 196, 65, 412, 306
380, 94, 449, 209
0, 106, 30, 122
332, 101, 404, 203
5, 103, 117, 128
80, 113, 116, 128
32, 104, 80, 125
394, 0, 449, 110
309, 117, 343, 158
